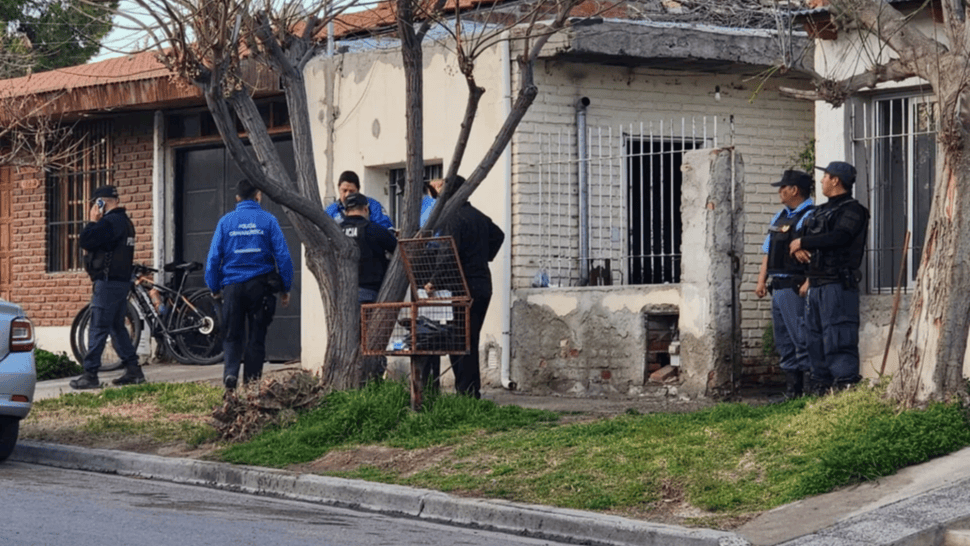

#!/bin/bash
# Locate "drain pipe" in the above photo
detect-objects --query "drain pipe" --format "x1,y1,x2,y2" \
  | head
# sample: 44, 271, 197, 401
500, 34, 515, 390
576, 97, 591, 286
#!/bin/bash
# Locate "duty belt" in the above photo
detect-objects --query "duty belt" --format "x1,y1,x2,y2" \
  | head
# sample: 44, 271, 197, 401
770, 277, 804, 290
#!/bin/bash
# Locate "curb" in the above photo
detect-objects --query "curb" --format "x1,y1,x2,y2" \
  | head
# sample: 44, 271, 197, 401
777, 475, 970, 546
13, 441, 749, 546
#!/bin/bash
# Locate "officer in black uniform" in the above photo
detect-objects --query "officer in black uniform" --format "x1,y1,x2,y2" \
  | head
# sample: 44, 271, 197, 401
70, 185, 144, 389
790, 161, 869, 393
339, 192, 398, 304
755, 170, 814, 400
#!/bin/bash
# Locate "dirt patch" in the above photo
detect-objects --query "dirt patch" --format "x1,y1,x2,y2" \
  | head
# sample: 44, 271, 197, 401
288, 444, 457, 477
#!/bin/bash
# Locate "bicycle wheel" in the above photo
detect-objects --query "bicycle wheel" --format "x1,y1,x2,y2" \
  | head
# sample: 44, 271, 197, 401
174, 290, 223, 365
69, 300, 143, 371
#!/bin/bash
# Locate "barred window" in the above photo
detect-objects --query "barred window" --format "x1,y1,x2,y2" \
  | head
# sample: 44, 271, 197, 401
46, 120, 112, 273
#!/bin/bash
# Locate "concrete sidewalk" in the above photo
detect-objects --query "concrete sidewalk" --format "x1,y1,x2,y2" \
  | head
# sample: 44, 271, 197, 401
22, 363, 970, 546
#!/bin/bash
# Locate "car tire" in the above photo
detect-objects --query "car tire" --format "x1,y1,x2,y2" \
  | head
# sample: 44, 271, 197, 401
0, 416, 20, 462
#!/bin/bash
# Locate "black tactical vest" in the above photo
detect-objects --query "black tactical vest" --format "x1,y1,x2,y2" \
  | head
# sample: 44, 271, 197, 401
803, 197, 869, 277
766, 205, 813, 276
85, 210, 135, 282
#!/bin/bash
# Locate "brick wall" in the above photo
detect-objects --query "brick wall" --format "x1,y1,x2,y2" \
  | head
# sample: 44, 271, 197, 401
509, 58, 814, 381
10, 113, 154, 328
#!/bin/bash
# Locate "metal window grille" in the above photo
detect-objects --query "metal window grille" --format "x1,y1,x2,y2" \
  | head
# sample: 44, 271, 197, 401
531, 118, 716, 286
850, 94, 937, 294
388, 164, 443, 227
45, 120, 112, 273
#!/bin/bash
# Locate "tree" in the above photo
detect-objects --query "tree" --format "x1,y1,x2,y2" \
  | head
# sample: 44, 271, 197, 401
782, 0, 970, 404
0, 0, 117, 75
132, 0, 584, 390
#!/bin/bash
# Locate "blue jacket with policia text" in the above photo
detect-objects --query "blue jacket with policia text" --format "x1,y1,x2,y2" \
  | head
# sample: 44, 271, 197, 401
205, 200, 294, 292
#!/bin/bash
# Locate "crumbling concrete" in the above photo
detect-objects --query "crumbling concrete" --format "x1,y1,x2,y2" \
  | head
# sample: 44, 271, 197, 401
678, 148, 744, 398
509, 149, 744, 400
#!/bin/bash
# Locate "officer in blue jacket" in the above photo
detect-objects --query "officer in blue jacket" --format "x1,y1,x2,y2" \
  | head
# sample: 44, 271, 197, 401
325, 170, 394, 230
205, 179, 294, 391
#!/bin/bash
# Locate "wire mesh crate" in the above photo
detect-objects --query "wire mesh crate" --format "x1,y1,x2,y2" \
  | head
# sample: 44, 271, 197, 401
361, 236, 472, 356
361, 300, 470, 356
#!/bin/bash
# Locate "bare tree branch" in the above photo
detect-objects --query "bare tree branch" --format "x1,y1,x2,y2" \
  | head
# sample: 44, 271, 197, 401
780, 57, 917, 105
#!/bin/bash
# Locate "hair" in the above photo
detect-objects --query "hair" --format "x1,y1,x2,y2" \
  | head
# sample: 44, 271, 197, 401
450, 175, 466, 192
236, 179, 258, 200
796, 184, 812, 199
338, 170, 360, 189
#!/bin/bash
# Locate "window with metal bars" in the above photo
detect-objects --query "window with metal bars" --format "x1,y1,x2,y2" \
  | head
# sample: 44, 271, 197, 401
388, 164, 443, 227
46, 120, 112, 273
851, 94, 936, 293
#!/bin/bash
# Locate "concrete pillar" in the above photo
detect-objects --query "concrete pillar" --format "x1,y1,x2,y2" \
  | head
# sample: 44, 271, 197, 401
678, 148, 744, 398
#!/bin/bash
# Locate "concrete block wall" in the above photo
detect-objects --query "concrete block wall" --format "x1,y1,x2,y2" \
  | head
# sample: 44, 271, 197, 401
10, 113, 155, 334
508, 58, 814, 378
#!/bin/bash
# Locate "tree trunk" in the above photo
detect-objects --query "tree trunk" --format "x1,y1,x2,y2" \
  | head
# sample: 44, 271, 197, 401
891, 133, 970, 404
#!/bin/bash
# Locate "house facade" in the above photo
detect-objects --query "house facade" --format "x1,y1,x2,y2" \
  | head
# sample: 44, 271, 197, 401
305, 16, 816, 396
801, 1, 970, 380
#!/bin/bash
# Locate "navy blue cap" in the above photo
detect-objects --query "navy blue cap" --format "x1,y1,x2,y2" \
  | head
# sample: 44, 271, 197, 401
344, 192, 369, 210
770, 170, 813, 191
815, 161, 857, 186
91, 185, 119, 201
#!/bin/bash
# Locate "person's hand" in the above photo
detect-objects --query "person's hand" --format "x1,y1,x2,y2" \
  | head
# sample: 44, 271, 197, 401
798, 280, 809, 297
281, 293, 291, 308
793, 249, 811, 264
423, 282, 434, 296
755, 281, 767, 299
212, 292, 222, 302
789, 238, 802, 254
89, 203, 103, 222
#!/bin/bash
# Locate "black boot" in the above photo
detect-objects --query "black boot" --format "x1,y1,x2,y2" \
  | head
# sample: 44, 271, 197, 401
112, 365, 146, 386
784, 370, 804, 400
807, 374, 832, 396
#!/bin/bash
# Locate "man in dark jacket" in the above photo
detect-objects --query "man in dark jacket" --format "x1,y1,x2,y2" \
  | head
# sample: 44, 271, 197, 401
205, 179, 294, 391
430, 175, 504, 398
70, 185, 142, 389
790, 161, 870, 394
340, 192, 398, 303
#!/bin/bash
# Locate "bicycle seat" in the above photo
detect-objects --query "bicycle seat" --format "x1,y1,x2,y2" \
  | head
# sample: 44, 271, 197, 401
132, 263, 158, 275
163, 261, 203, 273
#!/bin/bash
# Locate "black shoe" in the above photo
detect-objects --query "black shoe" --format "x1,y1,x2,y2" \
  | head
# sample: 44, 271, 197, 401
70, 372, 101, 390
783, 370, 805, 400
224, 375, 237, 390
112, 367, 146, 386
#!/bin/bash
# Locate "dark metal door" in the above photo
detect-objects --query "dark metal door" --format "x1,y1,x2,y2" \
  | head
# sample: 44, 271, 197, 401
176, 140, 301, 362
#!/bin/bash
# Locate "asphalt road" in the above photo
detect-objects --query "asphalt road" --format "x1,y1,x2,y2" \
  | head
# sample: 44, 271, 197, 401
1, 462, 572, 546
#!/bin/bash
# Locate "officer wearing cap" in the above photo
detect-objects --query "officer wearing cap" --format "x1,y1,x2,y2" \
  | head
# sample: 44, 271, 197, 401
70, 185, 144, 389
755, 170, 814, 400
790, 161, 870, 394
325, 170, 394, 230
339, 192, 397, 303
205, 179, 293, 391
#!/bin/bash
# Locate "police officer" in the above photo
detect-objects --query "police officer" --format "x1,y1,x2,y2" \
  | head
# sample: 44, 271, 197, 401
205, 179, 293, 391
339, 192, 398, 303
755, 170, 814, 400
325, 170, 394, 230
71, 185, 143, 389
790, 161, 869, 393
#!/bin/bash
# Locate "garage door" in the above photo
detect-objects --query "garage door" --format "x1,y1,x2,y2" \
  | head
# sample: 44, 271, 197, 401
176, 140, 301, 362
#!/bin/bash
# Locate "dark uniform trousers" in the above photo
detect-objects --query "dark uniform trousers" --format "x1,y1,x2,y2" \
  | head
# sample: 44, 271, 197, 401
805, 282, 861, 387
771, 284, 810, 373
417, 289, 491, 399
84, 280, 138, 374
221, 277, 276, 384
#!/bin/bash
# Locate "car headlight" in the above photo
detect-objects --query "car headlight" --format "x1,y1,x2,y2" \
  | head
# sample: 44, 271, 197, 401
10, 317, 34, 352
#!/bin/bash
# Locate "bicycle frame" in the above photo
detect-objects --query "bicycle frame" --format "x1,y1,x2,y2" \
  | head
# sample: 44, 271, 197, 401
131, 264, 211, 347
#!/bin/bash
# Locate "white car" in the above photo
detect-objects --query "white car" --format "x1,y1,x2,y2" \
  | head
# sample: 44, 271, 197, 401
0, 300, 35, 462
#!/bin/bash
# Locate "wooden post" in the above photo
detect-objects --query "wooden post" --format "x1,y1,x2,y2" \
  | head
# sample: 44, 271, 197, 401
409, 356, 423, 411
880, 231, 910, 376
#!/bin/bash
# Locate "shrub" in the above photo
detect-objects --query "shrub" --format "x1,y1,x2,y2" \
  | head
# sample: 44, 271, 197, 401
34, 349, 82, 381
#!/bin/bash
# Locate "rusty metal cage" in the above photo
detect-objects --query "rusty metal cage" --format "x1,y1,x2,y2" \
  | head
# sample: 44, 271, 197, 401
361, 236, 472, 356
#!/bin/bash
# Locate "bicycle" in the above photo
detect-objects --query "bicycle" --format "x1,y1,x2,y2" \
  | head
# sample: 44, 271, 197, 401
70, 261, 224, 366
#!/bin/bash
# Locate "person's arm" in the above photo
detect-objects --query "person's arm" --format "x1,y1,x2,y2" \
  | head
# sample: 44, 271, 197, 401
799, 203, 867, 251
269, 218, 294, 292
369, 198, 395, 230
755, 255, 768, 298
375, 224, 398, 254
487, 218, 504, 262
204, 220, 224, 294
78, 216, 115, 252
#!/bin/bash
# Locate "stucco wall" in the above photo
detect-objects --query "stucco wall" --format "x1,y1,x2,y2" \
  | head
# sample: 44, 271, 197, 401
303, 42, 511, 374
